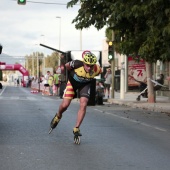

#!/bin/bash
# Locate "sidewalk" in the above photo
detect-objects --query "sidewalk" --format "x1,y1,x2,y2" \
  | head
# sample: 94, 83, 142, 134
106, 92, 170, 114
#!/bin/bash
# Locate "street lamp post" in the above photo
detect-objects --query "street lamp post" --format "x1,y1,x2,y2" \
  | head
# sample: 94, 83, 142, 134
80, 30, 82, 50
41, 34, 46, 74
56, 16, 61, 66
34, 44, 40, 78
56, 16, 61, 50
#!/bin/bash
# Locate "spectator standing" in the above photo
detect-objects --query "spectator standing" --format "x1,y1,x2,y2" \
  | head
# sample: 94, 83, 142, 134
104, 68, 112, 98
96, 81, 104, 105
53, 71, 60, 96
48, 73, 54, 96
17, 78, 20, 86
42, 71, 50, 95
59, 74, 66, 98
14, 78, 17, 87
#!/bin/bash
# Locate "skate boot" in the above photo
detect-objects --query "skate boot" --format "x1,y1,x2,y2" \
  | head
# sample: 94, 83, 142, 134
49, 114, 61, 134
73, 127, 82, 144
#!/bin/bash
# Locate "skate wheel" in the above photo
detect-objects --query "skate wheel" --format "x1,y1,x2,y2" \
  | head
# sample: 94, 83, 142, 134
74, 136, 81, 144
48, 128, 53, 134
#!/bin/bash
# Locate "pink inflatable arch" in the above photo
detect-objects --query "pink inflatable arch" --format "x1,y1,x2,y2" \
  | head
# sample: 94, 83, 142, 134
0, 62, 29, 87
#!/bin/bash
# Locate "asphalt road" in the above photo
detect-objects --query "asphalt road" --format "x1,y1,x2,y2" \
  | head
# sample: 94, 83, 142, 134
0, 85, 170, 170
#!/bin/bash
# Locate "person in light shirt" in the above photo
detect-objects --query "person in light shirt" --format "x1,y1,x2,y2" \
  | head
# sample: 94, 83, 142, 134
42, 71, 50, 95
104, 68, 112, 98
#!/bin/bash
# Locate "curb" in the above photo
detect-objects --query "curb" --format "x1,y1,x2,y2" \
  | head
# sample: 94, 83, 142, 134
108, 99, 170, 114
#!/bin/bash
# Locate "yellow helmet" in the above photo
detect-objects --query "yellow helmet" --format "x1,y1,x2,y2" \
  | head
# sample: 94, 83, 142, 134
83, 52, 97, 65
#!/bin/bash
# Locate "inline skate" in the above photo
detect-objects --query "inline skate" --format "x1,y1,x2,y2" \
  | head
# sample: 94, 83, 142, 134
73, 127, 82, 144
49, 114, 61, 134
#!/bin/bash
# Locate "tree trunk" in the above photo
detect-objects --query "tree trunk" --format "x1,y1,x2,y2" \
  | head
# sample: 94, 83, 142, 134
146, 62, 155, 103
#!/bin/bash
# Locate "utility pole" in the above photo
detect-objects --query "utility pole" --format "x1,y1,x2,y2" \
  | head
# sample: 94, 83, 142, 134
125, 56, 128, 92
32, 54, 34, 76
120, 55, 125, 99
37, 52, 39, 78
111, 30, 115, 98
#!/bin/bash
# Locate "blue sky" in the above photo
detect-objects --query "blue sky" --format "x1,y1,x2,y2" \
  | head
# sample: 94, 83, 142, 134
0, 0, 106, 57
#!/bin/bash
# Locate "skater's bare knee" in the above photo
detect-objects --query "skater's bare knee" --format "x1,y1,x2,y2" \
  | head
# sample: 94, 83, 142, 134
60, 98, 71, 110
80, 102, 87, 109
79, 97, 88, 110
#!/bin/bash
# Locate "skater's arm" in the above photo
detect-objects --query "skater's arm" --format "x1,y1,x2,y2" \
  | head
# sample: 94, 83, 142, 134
95, 65, 102, 76
104, 73, 108, 78
65, 60, 83, 71
104, 69, 111, 78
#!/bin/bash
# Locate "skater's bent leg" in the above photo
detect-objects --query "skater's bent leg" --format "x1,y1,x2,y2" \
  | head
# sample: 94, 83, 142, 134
75, 97, 88, 128
56, 98, 72, 118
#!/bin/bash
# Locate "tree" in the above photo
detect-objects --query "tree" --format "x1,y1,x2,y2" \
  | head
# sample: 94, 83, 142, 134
45, 52, 60, 72
67, 0, 170, 103
25, 52, 44, 76
25, 51, 60, 76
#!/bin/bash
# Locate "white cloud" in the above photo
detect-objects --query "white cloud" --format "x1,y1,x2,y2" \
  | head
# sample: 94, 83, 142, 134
0, 0, 106, 57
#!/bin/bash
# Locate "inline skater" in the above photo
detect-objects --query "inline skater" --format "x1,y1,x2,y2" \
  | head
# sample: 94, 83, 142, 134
49, 51, 102, 144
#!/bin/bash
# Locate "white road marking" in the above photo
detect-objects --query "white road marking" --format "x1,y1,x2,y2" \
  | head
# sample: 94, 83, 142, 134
94, 108, 167, 132
0, 86, 6, 95
0, 96, 57, 101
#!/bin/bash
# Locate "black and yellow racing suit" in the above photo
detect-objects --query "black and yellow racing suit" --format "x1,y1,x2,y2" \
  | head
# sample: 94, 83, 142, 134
63, 60, 101, 99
